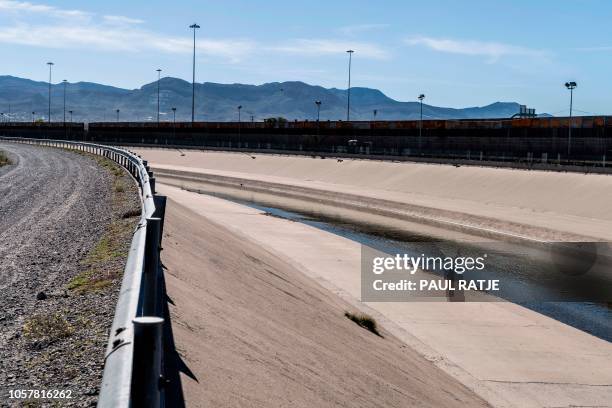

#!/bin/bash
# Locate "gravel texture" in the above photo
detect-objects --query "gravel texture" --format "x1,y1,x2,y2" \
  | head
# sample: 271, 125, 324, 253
0, 142, 140, 407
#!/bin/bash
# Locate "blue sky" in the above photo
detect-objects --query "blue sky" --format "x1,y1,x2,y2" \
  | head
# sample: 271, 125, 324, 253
1, 0, 611, 114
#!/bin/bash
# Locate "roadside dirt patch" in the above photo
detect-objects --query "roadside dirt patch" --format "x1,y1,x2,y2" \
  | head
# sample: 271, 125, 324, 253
0, 144, 140, 406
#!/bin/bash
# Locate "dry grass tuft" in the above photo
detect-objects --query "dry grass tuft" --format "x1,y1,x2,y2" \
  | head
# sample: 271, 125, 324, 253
23, 312, 74, 344
344, 311, 383, 337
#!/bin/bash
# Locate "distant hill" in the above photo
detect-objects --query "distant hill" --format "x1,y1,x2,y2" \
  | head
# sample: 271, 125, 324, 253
0, 75, 534, 122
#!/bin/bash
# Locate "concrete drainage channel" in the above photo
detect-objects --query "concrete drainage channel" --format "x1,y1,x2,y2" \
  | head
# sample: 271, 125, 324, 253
0, 136, 167, 408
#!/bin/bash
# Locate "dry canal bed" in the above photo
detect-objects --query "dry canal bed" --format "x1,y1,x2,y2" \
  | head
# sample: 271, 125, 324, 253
0, 143, 139, 406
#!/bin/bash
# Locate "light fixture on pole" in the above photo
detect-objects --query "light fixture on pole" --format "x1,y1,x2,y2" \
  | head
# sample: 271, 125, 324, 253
564, 81, 577, 156
346, 50, 354, 121
315, 100, 321, 122
47, 62, 54, 123
189, 23, 200, 123
418, 94, 425, 154
156, 69, 162, 124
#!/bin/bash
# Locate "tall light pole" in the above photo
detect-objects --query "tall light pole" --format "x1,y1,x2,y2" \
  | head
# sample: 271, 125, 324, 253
565, 81, 577, 156
116, 109, 120, 122
69, 110, 73, 123
315, 100, 321, 122
47, 62, 54, 123
32, 111, 35, 123
190, 23, 200, 123
346, 50, 354, 121
156, 69, 162, 124
62, 79, 67, 125
418, 94, 425, 154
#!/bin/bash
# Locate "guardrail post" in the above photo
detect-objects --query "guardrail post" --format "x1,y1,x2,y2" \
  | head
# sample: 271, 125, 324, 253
142, 218, 161, 317
153, 196, 167, 245
131, 316, 164, 408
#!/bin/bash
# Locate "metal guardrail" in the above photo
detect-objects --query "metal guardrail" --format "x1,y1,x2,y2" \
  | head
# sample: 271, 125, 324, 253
0, 136, 167, 408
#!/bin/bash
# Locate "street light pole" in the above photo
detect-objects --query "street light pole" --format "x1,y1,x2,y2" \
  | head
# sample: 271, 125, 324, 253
156, 69, 162, 124
346, 50, 354, 121
189, 23, 200, 124
47, 62, 54, 123
62, 80, 67, 125
69, 110, 73, 123
565, 81, 577, 157
315, 100, 321, 122
418, 94, 425, 154
116, 109, 120, 122
32, 111, 35, 123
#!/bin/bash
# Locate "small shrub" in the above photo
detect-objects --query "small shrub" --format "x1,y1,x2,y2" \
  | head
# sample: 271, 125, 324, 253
23, 313, 74, 344
0, 151, 11, 167
344, 311, 382, 337
121, 208, 141, 219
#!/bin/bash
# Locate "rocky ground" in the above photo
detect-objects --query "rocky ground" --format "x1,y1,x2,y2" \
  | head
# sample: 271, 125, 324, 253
0, 143, 140, 407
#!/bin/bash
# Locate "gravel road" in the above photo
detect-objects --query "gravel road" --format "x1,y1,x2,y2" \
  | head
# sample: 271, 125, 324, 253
0, 142, 139, 406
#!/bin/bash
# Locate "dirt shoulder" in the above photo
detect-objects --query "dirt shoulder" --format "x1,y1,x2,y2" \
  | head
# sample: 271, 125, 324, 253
0, 144, 140, 407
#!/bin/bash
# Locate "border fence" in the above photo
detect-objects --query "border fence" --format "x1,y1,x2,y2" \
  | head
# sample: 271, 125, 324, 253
0, 116, 611, 170
0, 136, 167, 408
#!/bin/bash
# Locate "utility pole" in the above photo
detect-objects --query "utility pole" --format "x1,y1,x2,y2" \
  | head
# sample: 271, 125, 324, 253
47, 62, 54, 123
565, 82, 577, 157
346, 50, 354, 121
190, 23, 200, 123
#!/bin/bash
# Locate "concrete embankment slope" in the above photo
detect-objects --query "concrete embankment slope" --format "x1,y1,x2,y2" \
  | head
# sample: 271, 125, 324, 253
135, 148, 612, 241
158, 184, 612, 408
160, 194, 490, 408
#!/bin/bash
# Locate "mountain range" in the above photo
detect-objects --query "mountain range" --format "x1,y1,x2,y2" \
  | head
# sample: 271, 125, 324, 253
0, 75, 539, 122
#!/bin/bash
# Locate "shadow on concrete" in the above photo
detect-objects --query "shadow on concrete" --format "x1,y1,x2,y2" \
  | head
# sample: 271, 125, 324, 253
161, 264, 198, 408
